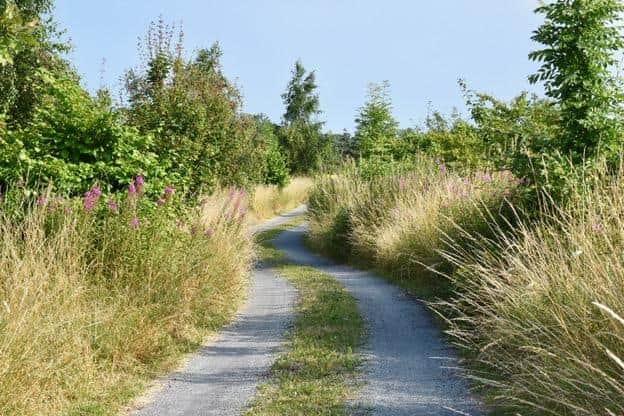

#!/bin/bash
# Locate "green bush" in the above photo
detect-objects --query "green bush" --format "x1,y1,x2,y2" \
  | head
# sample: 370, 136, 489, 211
0, 72, 163, 194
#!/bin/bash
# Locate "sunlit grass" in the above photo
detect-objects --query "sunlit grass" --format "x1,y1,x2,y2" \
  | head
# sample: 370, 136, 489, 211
248, 177, 313, 223
247, 225, 364, 415
0, 180, 254, 416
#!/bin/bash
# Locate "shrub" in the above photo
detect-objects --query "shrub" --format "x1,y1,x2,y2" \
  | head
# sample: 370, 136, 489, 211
0, 73, 163, 194
124, 19, 272, 192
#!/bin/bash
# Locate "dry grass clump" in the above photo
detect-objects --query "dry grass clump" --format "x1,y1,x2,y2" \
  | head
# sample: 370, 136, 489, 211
307, 162, 515, 296
435, 173, 624, 415
0, 181, 253, 416
248, 177, 313, 223
308, 159, 624, 413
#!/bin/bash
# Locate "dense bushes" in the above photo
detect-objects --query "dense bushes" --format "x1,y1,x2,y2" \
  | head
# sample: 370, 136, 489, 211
122, 22, 277, 192
0, 9, 309, 196
1, 73, 162, 193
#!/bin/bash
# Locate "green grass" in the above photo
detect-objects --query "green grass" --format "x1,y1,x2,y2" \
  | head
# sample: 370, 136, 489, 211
246, 225, 365, 415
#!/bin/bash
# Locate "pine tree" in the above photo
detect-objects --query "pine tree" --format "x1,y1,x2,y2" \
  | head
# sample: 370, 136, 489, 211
354, 81, 398, 160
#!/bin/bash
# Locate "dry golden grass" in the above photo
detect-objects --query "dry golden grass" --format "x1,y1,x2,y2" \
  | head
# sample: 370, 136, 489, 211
435, 172, 624, 415
0, 187, 253, 416
248, 177, 313, 223
307, 165, 514, 296
309, 161, 624, 414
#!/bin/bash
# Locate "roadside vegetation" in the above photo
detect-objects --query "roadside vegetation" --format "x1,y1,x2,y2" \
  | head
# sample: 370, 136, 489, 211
3, 0, 624, 414
0, 178, 254, 415
0, 1, 314, 413
308, 1, 624, 414
247, 226, 364, 416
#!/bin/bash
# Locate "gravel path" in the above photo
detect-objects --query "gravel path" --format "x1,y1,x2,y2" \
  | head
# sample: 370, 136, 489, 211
132, 206, 480, 416
272, 223, 482, 416
131, 208, 304, 416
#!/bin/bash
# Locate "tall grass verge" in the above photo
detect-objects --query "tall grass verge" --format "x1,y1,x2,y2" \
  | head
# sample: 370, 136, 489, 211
433, 170, 624, 415
0, 179, 253, 415
307, 161, 515, 298
248, 177, 313, 223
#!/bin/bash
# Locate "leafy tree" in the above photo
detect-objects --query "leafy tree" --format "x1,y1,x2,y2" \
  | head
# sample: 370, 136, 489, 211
282, 59, 320, 124
529, 0, 624, 161
0, 0, 68, 127
250, 115, 289, 186
354, 81, 398, 161
279, 60, 329, 173
0, 72, 162, 193
464, 88, 561, 176
124, 18, 272, 192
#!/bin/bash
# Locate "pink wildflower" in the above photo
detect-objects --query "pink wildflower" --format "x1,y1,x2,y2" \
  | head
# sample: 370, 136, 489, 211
482, 173, 492, 182
205, 228, 213, 237
439, 163, 447, 174
164, 185, 174, 197
90, 185, 102, 197
36, 195, 47, 207
134, 175, 145, 188
128, 182, 137, 197
82, 185, 101, 212
107, 198, 118, 214
157, 197, 166, 207
129, 217, 139, 229
591, 223, 605, 233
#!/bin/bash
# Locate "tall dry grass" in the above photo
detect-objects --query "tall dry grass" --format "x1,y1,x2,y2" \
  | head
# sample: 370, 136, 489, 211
434, 171, 624, 415
309, 159, 624, 414
307, 162, 515, 296
0, 182, 253, 415
248, 177, 313, 223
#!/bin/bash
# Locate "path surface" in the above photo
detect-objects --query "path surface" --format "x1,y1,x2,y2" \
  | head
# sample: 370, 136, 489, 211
272, 224, 482, 416
132, 206, 480, 416
131, 208, 305, 416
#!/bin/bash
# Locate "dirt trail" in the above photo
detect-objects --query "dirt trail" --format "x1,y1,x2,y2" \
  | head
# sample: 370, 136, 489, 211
132, 207, 480, 415
271, 223, 482, 416
130, 208, 304, 416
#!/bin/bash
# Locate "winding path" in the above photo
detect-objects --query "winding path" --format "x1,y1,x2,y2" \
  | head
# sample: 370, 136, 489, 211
272, 224, 482, 416
131, 208, 305, 416
132, 207, 481, 415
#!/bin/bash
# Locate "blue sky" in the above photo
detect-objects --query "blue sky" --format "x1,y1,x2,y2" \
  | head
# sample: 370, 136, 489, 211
54, 0, 543, 132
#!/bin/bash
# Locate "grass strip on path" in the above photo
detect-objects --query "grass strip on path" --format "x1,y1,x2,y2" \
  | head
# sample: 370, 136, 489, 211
246, 224, 365, 415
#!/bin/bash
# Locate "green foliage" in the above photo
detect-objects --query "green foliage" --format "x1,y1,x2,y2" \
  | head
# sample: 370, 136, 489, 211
281, 59, 320, 125
0, 2, 37, 67
397, 110, 482, 170
251, 116, 290, 186
124, 18, 271, 192
0, 0, 67, 127
0, 71, 162, 193
279, 60, 329, 173
354, 81, 398, 161
529, 0, 624, 161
